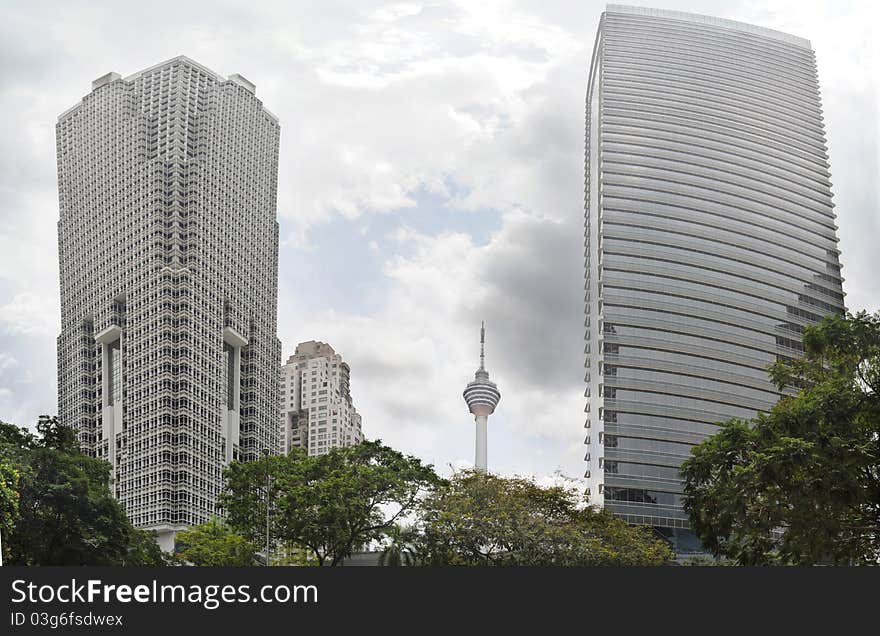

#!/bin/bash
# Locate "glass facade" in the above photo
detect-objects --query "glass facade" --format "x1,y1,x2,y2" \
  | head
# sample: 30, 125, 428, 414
584, 6, 846, 551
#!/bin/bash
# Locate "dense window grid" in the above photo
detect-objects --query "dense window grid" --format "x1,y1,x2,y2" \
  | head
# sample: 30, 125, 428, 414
56, 57, 281, 550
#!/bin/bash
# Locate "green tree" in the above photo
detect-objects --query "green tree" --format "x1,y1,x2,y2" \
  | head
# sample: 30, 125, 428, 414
125, 529, 172, 566
175, 518, 258, 566
0, 461, 19, 563
273, 541, 320, 566
0, 417, 166, 565
278, 441, 441, 566
415, 471, 674, 566
218, 452, 290, 559
678, 555, 735, 566
681, 311, 880, 565
221, 440, 441, 566
378, 524, 419, 566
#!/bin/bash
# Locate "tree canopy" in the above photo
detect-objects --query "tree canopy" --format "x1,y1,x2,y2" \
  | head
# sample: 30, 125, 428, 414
414, 471, 673, 566
0, 460, 19, 561
221, 440, 441, 566
378, 524, 419, 566
218, 453, 289, 552
681, 311, 880, 565
175, 518, 258, 566
0, 416, 166, 566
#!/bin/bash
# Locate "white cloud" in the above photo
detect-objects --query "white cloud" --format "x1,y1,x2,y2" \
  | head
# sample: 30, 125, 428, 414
0, 0, 876, 476
0, 292, 59, 336
0, 353, 19, 374
278, 208, 586, 476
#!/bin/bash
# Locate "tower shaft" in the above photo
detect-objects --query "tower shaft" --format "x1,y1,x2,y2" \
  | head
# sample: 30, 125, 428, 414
475, 414, 488, 472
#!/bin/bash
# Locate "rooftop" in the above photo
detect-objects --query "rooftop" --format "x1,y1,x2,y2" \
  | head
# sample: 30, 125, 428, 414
606, 4, 811, 50
59, 55, 278, 122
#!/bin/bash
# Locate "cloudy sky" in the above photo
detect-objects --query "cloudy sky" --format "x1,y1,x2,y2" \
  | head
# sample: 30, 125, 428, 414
0, 0, 877, 481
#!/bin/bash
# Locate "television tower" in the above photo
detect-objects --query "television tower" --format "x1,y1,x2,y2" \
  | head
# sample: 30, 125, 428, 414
462, 322, 501, 472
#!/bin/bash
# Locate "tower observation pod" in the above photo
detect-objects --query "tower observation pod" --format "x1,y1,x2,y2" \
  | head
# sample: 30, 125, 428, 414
462, 322, 501, 472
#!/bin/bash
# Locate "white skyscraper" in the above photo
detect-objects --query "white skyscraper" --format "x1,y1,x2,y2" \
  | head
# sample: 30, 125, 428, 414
279, 341, 365, 456
56, 56, 281, 551
463, 323, 501, 472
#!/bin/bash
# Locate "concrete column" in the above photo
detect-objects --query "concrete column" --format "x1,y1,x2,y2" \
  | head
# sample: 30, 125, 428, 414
101, 342, 116, 469
97, 325, 123, 473
475, 414, 488, 472
232, 345, 242, 410
112, 332, 122, 470
225, 344, 242, 463
223, 327, 247, 464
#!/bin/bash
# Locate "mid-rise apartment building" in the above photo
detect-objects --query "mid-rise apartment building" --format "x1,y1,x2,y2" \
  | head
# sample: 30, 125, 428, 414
280, 341, 364, 456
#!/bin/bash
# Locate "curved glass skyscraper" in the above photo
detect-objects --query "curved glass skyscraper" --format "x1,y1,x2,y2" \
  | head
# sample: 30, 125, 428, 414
584, 6, 846, 553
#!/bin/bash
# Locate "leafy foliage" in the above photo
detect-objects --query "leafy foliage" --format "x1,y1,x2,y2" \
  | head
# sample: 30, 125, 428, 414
414, 471, 673, 565
378, 524, 419, 566
0, 416, 166, 565
221, 440, 441, 566
0, 460, 19, 562
175, 518, 258, 566
678, 555, 735, 566
218, 453, 289, 549
126, 529, 172, 566
273, 541, 320, 566
681, 312, 880, 565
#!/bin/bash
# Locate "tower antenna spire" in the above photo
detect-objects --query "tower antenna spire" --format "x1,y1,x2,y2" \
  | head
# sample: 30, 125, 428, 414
480, 321, 485, 370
